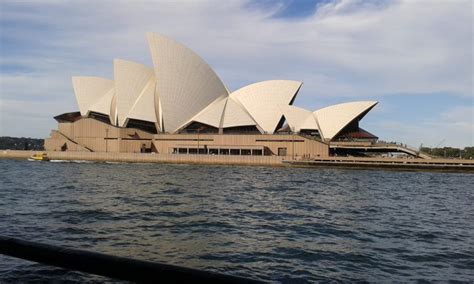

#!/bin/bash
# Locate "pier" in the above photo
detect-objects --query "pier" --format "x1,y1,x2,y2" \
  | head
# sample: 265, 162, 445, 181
1, 150, 473, 172
283, 156, 474, 172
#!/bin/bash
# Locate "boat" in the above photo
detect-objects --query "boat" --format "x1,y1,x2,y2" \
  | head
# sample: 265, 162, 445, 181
28, 153, 50, 161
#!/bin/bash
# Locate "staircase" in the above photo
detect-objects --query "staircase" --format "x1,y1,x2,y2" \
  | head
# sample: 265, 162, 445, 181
329, 142, 433, 159
389, 144, 432, 159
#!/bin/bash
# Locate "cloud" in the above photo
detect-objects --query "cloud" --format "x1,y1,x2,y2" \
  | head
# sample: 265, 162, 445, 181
0, 0, 472, 146
365, 104, 474, 148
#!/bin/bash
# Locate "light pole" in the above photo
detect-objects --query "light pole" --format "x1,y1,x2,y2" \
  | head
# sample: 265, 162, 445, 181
292, 127, 295, 160
105, 128, 108, 152
197, 126, 205, 154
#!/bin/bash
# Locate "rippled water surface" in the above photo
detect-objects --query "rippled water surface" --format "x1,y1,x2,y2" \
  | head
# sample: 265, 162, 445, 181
0, 159, 473, 282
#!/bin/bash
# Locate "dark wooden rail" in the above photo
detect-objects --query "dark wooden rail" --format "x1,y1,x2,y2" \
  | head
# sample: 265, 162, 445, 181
0, 236, 263, 283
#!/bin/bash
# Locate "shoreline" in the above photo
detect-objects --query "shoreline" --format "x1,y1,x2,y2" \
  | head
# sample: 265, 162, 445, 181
1, 150, 473, 173
0, 150, 285, 167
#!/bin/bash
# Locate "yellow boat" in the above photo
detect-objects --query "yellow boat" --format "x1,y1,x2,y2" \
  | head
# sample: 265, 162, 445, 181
29, 153, 50, 161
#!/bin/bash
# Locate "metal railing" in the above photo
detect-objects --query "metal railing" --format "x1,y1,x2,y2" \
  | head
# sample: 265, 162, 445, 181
0, 236, 263, 283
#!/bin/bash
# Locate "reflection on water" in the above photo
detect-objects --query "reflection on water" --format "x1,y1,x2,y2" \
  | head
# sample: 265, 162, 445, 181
0, 160, 473, 282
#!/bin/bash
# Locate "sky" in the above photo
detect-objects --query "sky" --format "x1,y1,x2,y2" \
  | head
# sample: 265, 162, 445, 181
0, 0, 472, 148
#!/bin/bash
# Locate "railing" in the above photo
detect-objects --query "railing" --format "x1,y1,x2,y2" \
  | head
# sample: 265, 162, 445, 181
374, 143, 433, 159
329, 141, 433, 159
0, 236, 263, 283
297, 133, 324, 142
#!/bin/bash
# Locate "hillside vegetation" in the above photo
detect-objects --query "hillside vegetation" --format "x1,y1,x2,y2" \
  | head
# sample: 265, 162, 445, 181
420, 147, 474, 159
0, 137, 44, 150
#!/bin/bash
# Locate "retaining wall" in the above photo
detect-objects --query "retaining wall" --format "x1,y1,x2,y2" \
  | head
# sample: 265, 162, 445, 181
0, 150, 285, 166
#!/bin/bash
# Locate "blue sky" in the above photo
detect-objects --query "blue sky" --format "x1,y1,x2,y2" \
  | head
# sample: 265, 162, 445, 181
0, 0, 472, 147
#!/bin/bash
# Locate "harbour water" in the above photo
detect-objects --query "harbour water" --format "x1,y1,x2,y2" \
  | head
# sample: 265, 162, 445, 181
0, 159, 473, 282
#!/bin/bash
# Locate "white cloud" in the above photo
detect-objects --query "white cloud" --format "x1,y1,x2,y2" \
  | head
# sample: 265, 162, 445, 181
366, 105, 474, 148
0, 0, 472, 146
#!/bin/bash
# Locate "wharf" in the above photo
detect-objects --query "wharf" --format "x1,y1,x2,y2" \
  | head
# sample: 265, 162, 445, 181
1, 150, 473, 172
283, 156, 474, 172
0, 150, 284, 166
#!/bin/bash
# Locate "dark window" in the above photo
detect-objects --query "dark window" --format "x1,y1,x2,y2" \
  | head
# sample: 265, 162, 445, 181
241, 149, 251, 155
219, 149, 229, 155
223, 125, 260, 134
230, 149, 240, 155
274, 115, 287, 133
300, 129, 321, 139
179, 122, 218, 134
126, 119, 158, 134
89, 112, 111, 124
54, 111, 82, 123
278, 148, 287, 156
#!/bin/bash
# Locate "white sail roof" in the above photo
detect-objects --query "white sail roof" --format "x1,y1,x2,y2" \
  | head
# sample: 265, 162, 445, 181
113, 59, 157, 127
280, 105, 318, 132
88, 88, 116, 124
126, 80, 158, 125
314, 101, 378, 140
180, 95, 258, 130
184, 95, 227, 129
147, 32, 229, 133
301, 115, 319, 131
221, 97, 257, 129
230, 80, 302, 134
72, 76, 114, 117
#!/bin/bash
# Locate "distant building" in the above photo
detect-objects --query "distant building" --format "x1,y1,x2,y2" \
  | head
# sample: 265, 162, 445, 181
45, 33, 378, 157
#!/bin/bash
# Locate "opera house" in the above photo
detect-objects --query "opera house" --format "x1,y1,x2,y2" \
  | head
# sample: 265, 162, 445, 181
45, 33, 378, 158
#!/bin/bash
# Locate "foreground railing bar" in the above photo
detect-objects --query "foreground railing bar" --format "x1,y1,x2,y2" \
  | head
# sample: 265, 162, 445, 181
0, 236, 263, 283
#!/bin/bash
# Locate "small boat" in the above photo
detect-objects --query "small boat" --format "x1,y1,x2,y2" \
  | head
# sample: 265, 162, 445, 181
28, 153, 50, 161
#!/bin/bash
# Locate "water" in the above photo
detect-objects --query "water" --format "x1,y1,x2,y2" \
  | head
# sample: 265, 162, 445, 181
0, 159, 473, 282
